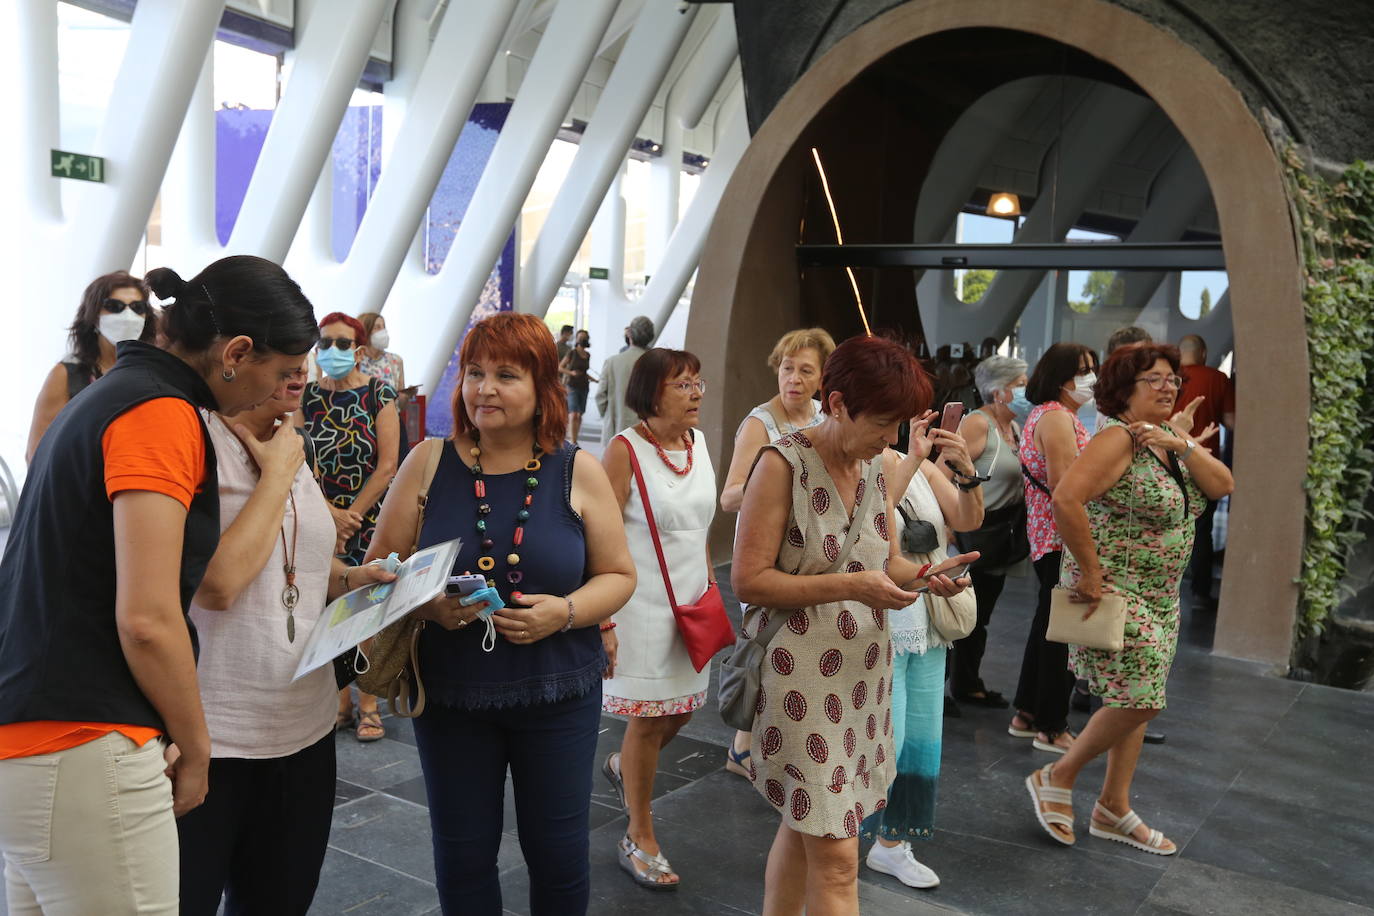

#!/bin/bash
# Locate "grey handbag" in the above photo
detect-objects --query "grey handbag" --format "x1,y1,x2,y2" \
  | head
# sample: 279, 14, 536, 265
717, 459, 877, 732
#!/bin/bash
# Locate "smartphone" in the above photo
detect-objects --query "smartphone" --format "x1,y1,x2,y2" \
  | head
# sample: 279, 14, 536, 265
445, 574, 487, 597
939, 402, 966, 433
914, 563, 971, 594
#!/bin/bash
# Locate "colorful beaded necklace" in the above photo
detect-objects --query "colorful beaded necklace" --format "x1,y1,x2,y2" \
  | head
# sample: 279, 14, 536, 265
637, 420, 693, 476
468, 432, 543, 589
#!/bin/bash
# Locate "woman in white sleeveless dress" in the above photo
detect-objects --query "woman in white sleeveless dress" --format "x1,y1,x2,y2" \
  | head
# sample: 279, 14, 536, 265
718, 328, 836, 775
600, 349, 716, 890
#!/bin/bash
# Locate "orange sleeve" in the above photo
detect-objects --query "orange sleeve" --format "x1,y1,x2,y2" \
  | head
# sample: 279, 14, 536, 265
102, 398, 206, 510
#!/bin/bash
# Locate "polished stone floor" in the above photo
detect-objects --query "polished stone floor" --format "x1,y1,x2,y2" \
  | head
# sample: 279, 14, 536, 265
295, 569, 1374, 916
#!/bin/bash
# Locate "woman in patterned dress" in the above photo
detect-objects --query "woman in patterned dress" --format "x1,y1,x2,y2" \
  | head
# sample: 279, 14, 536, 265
1011, 343, 1099, 754
1026, 343, 1232, 853
296, 312, 399, 742
719, 328, 836, 776
356, 311, 405, 389
733, 335, 975, 915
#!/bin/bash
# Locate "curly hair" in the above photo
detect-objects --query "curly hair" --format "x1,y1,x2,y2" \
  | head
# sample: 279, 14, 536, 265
767, 327, 837, 372
68, 271, 154, 379
1095, 342, 1181, 419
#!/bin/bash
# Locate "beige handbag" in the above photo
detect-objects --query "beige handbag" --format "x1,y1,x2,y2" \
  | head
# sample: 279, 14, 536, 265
926, 585, 977, 642
1046, 462, 1136, 652
355, 438, 444, 716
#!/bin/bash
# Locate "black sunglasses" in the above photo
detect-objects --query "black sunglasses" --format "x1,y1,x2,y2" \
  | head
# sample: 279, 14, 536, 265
102, 299, 150, 317
318, 337, 357, 351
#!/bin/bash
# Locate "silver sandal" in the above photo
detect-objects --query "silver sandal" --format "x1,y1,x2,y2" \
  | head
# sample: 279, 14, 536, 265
602, 753, 628, 815
617, 835, 679, 891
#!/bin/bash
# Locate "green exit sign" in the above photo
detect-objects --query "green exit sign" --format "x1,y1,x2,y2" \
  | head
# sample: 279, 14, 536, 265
51, 150, 105, 183
588, 267, 610, 280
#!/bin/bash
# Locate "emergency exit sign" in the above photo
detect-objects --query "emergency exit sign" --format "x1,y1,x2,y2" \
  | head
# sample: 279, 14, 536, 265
589, 267, 610, 280
51, 150, 105, 183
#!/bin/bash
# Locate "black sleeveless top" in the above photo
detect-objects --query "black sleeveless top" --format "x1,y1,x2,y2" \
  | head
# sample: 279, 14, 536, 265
416, 441, 603, 709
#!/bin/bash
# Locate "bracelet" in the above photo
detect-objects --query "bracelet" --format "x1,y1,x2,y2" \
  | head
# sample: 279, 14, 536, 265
599, 621, 617, 632
954, 478, 982, 492
1179, 440, 1198, 462
339, 567, 351, 591
561, 597, 576, 633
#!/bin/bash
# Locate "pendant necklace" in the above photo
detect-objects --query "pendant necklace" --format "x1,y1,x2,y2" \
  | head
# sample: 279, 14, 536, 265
637, 421, 693, 476
280, 490, 300, 642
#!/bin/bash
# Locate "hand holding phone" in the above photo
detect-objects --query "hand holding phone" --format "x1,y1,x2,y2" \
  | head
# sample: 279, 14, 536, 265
939, 402, 966, 433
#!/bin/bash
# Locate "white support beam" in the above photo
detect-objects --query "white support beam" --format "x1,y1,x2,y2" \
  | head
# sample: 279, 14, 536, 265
160, 55, 219, 270
1116, 146, 1211, 313
675, 10, 737, 131
410, 0, 622, 390
596, 0, 645, 57
522, 0, 698, 315
226, 0, 389, 261
333, 0, 517, 312
63, 0, 226, 286
647, 86, 749, 339
17, 0, 61, 224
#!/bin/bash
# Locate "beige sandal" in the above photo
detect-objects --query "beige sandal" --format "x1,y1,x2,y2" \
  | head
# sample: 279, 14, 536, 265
1089, 802, 1177, 855
1025, 763, 1075, 846
355, 709, 385, 743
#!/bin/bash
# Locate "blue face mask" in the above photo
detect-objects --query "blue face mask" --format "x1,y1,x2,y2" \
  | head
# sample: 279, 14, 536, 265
316, 346, 356, 380
1008, 386, 1033, 422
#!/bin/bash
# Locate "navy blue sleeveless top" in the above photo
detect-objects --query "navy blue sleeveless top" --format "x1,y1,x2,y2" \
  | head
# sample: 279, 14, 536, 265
416, 441, 604, 709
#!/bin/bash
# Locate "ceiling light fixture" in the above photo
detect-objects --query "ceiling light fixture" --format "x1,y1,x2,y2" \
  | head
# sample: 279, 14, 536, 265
986, 192, 1021, 217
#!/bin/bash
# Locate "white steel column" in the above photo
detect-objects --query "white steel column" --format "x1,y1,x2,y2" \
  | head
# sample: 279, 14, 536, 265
17, 0, 61, 225
63, 0, 226, 288
160, 55, 218, 271
333, 0, 516, 313
226, 0, 389, 261
521, 0, 698, 315
1116, 146, 1210, 313
646, 86, 749, 339
675, 11, 737, 131
411, 0, 621, 390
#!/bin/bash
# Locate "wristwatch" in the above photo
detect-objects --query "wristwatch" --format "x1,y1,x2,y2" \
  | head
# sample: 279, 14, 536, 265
1179, 440, 1197, 461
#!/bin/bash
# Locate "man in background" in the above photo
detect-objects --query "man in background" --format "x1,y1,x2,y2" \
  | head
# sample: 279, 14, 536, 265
1177, 334, 1234, 610
555, 324, 574, 363
595, 315, 654, 448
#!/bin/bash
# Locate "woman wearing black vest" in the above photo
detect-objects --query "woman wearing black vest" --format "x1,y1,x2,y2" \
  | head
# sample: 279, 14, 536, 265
0, 256, 318, 915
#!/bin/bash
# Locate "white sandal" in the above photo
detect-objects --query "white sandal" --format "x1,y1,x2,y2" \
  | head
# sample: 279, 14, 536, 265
1025, 763, 1075, 846
1089, 802, 1177, 856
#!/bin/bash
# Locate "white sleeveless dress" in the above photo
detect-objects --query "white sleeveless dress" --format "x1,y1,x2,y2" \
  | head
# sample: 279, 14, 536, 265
603, 428, 717, 716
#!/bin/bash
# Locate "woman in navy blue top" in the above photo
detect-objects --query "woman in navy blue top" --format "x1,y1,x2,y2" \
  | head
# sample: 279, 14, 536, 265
366, 313, 635, 916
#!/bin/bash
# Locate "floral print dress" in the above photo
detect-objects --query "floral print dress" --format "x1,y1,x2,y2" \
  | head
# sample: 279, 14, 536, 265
1064, 419, 1204, 709
1021, 401, 1091, 561
746, 432, 895, 839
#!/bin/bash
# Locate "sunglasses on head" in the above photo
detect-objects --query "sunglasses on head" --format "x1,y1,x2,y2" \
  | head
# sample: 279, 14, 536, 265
103, 299, 150, 317
318, 337, 357, 351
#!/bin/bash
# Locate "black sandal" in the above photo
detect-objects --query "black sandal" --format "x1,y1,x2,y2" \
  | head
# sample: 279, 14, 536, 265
954, 689, 1010, 709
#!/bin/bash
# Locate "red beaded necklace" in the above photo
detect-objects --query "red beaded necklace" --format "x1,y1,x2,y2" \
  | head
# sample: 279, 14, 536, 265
637, 421, 693, 476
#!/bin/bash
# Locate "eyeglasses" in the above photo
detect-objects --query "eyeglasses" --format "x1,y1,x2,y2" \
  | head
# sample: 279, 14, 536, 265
1135, 374, 1184, 391
667, 379, 706, 394
103, 299, 150, 317
318, 337, 357, 351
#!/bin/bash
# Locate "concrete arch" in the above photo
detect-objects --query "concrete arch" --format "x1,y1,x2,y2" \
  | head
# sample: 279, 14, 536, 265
687, 0, 1306, 665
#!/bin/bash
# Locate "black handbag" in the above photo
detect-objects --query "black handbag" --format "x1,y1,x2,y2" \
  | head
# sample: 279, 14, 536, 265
955, 501, 1029, 570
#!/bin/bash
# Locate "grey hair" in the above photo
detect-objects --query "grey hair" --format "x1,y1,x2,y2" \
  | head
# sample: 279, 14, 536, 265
974, 355, 1028, 402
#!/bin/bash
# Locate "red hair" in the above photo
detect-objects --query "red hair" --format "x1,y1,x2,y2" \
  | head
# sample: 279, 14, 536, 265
318, 311, 368, 347
452, 313, 568, 453
822, 334, 932, 419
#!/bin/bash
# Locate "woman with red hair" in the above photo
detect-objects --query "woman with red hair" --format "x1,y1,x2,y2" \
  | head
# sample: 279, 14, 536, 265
364, 312, 636, 915
297, 311, 399, 741
733, 333, 976, 915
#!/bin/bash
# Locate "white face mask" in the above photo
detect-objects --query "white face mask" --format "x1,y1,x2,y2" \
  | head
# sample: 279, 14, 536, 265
98, 310, 146, 346
1066, 371, 1096, 406
369, 329, 390, 350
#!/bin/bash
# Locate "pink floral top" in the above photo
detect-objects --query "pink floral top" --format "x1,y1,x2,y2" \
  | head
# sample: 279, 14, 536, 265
1020, 401, 1090, 560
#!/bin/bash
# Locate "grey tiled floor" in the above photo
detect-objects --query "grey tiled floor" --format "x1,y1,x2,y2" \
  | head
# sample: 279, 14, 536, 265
3, 567, 1370, 915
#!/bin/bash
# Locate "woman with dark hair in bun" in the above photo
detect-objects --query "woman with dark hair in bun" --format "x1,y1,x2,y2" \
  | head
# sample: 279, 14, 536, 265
0, 256, 317, 914
26, 269, 157, 462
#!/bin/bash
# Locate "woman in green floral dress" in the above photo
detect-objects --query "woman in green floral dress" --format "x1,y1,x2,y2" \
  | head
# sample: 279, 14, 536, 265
1024, 343, 1234, 855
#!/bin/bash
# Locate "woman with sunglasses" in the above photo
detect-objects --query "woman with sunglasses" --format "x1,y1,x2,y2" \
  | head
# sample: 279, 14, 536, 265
297, 312, 399, 742
26, 271, 157, 463
599, 350, 715, 890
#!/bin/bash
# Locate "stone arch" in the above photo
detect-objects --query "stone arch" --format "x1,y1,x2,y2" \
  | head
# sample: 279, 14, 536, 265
688, 0, 1306, 665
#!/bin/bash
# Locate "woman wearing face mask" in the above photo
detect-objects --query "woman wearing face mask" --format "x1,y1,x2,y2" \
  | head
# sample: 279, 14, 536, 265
0, 256, 318, 914
1010, 343, 1099, 754
942, 355, 1029, 711
296, 312, 399, 742
717, 327, 836, 776
357, 312, 405, 390
26, 271, 158, 463
364, 312, 636, 915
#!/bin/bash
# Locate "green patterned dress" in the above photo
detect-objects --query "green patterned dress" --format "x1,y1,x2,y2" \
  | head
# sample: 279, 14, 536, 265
1065, 419, 1204, 709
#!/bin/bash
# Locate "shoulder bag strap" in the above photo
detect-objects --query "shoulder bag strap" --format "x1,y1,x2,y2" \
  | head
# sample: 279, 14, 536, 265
410, 438, 445, 556
1022, 461, 1052, 497
616, 434, 681, 612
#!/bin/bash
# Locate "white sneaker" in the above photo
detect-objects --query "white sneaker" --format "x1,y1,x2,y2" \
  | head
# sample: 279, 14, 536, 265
865, 840, 940, 889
